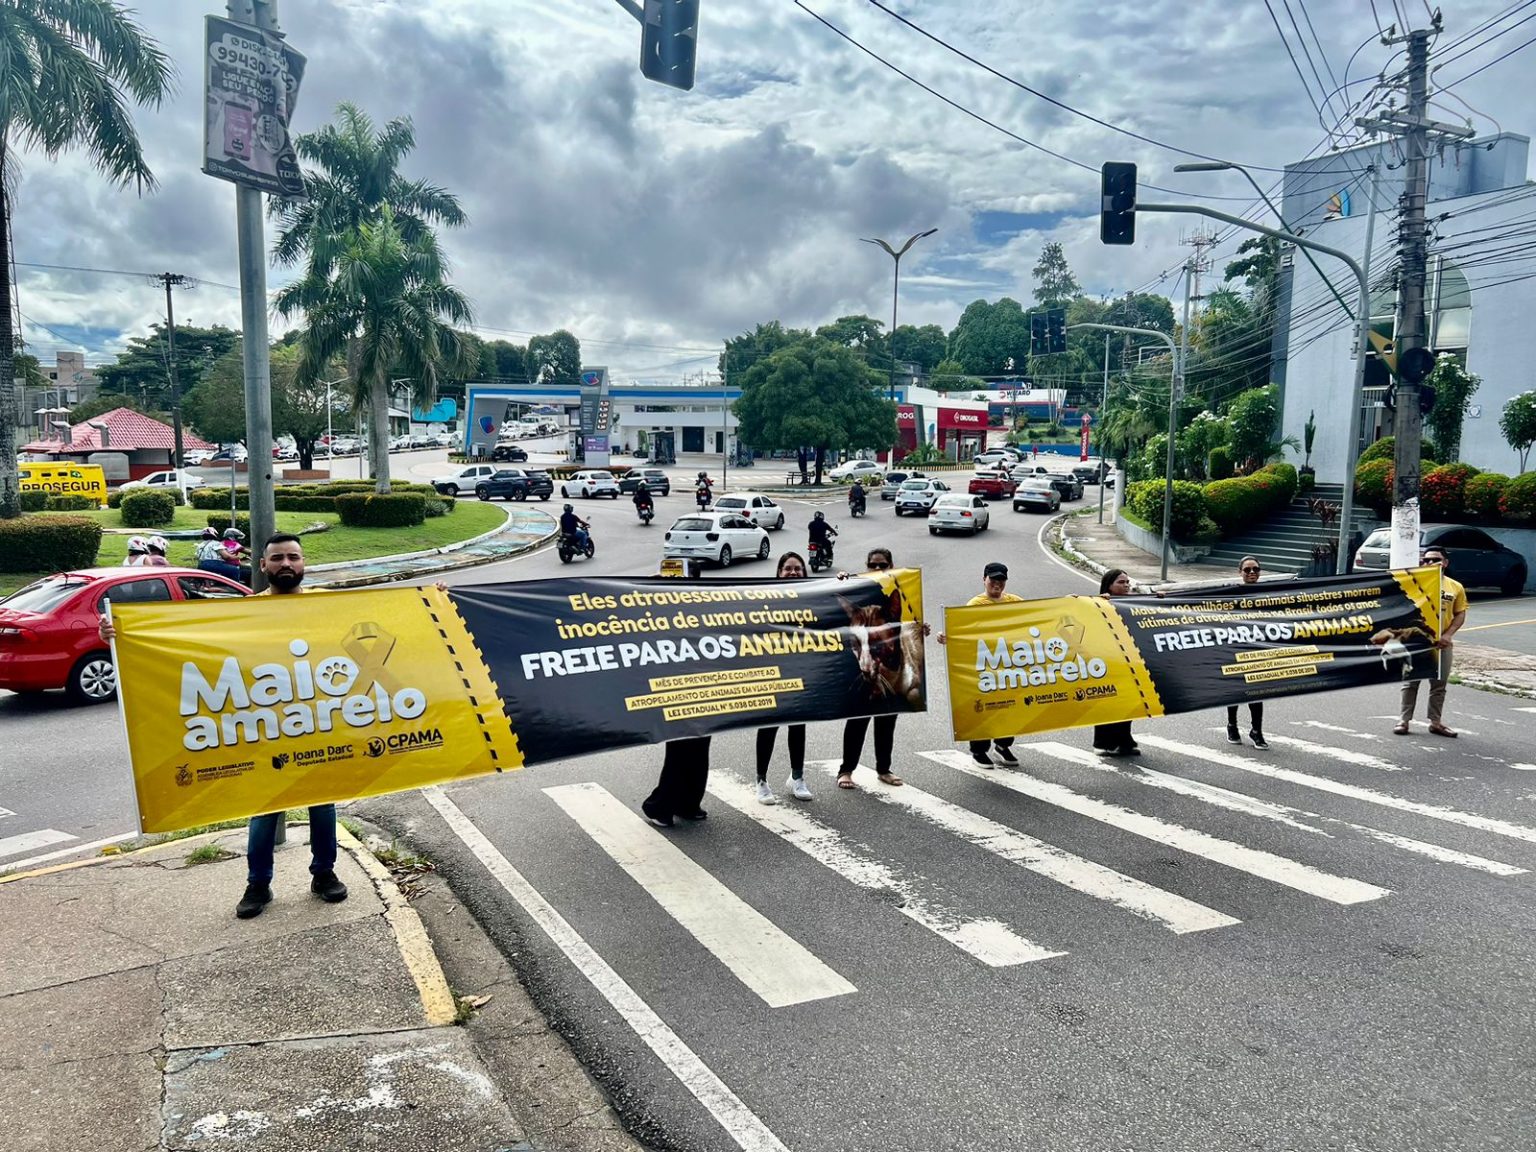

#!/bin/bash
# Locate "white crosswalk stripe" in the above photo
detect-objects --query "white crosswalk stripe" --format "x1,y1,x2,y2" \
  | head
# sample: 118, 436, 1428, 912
707, 774, 1062, 965
1259, 730, 1413, 771
544, 783, 856, 1008
811, 761, 1240, 934
0, 828, 76, 860
918, 749, 1390, 905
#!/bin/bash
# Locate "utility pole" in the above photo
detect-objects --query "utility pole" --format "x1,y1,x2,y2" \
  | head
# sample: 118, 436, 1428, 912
720, 347, 728, 492
154, 273, 191, 470
1099, 333, 1109, 524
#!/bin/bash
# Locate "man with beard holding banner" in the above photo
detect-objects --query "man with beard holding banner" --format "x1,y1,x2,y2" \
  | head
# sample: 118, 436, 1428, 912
936, 561, 1025, 767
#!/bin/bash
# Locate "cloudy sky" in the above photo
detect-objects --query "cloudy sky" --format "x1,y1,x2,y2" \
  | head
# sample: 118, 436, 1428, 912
13, 0, 1535, 383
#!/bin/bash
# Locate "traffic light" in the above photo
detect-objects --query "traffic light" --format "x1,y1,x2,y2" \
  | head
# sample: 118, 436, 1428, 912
1046, 307, 1067, 355
1396, 345, 1435, 385
1100, 161, 1137, 245
640, 0, 699, 91
1029, 312, 1047, 358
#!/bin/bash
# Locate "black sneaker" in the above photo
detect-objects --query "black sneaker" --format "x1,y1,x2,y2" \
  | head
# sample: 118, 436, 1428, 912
641, 802, 673, 828
678, 809, 708, 821
1226, 727, 1242, 745
311, 871, 349, 903
235, 882, 272, 919
972, 750, 994, 767
996, 745, 1019, 765
1250, 732, 1269, 750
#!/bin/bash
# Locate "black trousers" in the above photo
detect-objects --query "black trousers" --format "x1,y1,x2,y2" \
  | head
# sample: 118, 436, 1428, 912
969, 737, 1014, 756
756, 725, 806, 779
644, 737, 712, 818
1226, 703, 1264, 731
840, 714, 897, 775
1092, 721, 1134, 751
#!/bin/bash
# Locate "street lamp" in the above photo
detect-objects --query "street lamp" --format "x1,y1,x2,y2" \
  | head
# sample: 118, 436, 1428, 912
862, 228, 937, 461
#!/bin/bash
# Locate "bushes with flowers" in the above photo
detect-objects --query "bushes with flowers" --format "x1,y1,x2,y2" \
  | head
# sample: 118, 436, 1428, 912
1419, 463, 1480, 520
1463, 473, 1509, 522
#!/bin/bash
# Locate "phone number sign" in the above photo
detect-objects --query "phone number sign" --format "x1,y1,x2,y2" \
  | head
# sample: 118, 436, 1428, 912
202, 15, 307, 196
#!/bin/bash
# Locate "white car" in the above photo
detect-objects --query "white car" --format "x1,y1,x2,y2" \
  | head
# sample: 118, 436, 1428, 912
663, 511, 771, 568
829, 459, 883, 481
712, 493, 786, 530
974, 448, 1021, 468
561, 470, 620, 499
431, 464, 498, 496
120, 469, 206, 491
929, 492, 991, 535
894, 478, 950, 516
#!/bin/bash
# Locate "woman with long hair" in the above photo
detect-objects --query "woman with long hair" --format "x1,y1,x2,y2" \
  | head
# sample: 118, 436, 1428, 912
1091, 568, 1139, 757
755, 552, 813, 803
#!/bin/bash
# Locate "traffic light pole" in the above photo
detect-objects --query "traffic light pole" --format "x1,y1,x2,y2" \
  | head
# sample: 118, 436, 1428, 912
1138, 202, 1372, 573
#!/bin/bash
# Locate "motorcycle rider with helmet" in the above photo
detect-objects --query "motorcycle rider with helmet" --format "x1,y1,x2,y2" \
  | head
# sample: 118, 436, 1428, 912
695, 471, 713, 510
633, 480, 655, 523
807, 510, 837, 567
559, 503, 591, 549
848, 480, 867, 517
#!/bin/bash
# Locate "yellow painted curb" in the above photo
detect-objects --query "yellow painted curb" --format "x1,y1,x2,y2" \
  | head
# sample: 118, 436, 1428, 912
337, 825, 458, 1027
0, 825, 247, 885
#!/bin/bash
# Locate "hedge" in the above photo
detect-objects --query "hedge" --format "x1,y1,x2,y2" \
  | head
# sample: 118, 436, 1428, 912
1420, 462, 1480, 521
206, 513, 252, 538
45, 494, 99, 512
1126, 479, 1207, 541
334, 492, 427, 527
19, 490, 50, 513
1464, 473, 1509, 522
1254, 462, 1298, 509
106, 490, 124, 509
119, 488, 176, 528
1358, 436, 1437, 467
1354, 458, 1393, 515
190, 482, 444, 514
1500, 472, 1536, 522
1202, 477, 1263, 534
0, 515, 103, 573
1208, 445, 1234, 480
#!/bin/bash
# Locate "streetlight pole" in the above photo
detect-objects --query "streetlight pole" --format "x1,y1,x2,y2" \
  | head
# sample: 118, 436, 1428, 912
862, 228, 937, 461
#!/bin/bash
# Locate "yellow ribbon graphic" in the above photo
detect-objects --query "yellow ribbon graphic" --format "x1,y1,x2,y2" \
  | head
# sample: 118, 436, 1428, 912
342, 621, 403, 694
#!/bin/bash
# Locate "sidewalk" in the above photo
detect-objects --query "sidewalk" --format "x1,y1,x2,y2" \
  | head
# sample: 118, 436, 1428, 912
1055, 505, 1536, 700
0, 820, 638, 1152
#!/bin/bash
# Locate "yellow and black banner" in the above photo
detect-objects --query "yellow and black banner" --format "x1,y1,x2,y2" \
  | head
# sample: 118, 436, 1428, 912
945, 568, 1442, 742
113, 571, 927, 832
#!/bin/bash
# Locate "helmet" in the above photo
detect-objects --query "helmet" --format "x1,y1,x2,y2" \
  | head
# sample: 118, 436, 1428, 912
147, 536, 168, 555
126, 536, 149, 553
223, 527, 245, 541
637, 480, 648, 489
563, 503, 573, 513
201, 527, 219, 540
813, 510, 825, 521
698, 471, 708, 479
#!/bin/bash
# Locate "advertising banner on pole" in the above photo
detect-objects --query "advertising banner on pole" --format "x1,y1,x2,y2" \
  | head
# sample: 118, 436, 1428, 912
944, 569, 1442, 742
202, 15, 306, 196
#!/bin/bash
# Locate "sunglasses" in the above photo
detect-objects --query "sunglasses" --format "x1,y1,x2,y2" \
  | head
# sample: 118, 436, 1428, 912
868, 561, 892, 571
1241, 566, 1260, 574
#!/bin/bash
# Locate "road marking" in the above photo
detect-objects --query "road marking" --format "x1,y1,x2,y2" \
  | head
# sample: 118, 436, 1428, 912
1029, 743, 1523, 877
1134, 734, 1536, 845
0, 829, 75, 859
423, 787, 792, 1152
1513, 707, 1536, 714
919, 750, 1388, 905
812, 760, 1238, 934
544, 783, 854, 1008
0, 807, 14, 818
0, 832, 137, 877
1294, 720, 1382, 742
1460, 617, 1536, 632
1250, 730, 1413, 771
707, 774, 1056, 965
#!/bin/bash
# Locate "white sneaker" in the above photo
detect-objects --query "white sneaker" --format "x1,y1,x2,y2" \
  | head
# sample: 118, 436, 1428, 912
755, 779, 778, 805
788, 776, 813, 801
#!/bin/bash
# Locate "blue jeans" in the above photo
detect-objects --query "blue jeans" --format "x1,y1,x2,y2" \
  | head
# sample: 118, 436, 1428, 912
246, 805, 337, 885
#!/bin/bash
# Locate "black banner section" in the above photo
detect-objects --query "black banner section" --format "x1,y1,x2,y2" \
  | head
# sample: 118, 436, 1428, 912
449, 571, 928, 764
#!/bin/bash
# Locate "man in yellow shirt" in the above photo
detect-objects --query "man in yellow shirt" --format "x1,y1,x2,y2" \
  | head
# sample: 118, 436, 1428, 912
938, 562, 1025, 767
1395, 545, 1468, 738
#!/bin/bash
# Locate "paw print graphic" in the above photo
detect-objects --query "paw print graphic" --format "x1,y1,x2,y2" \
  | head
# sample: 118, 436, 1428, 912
315, 657, 357, 696
271, 752, 290, 771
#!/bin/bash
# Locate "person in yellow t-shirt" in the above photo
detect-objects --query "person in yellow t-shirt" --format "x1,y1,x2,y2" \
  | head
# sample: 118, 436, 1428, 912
937, 561, 1025, 767
1395, 545, 1468, 738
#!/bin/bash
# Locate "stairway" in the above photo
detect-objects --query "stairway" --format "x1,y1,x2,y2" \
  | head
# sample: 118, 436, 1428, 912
1197, 483, 1384, 575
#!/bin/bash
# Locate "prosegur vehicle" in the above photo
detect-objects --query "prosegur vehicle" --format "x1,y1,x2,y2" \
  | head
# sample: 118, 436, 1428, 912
18, 462, 108, 506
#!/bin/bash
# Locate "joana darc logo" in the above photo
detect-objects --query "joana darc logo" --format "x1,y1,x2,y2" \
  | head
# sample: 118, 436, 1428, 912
178, 638, 428, 752
973, 627, 1109, 692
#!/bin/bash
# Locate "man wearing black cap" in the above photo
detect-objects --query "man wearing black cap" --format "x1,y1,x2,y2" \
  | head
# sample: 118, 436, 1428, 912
938, 562, 1025, 767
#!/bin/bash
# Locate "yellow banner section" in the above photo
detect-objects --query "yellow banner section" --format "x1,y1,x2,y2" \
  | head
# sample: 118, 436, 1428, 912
944, 596, 1163, 742
113, 587, 520, 833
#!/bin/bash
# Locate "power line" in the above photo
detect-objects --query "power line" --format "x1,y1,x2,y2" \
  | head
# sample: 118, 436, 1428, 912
1263, 0, 1326, 125
1438, 28, 1536, 88
1429, 6, 1536, 73
13, 260, 240, 292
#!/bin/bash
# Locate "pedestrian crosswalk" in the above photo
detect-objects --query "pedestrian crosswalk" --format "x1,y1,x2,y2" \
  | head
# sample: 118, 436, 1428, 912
0, 808, 134, 874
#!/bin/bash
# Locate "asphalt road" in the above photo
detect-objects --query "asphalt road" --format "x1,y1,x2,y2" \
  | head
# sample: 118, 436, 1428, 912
6, 467, 1536, 1152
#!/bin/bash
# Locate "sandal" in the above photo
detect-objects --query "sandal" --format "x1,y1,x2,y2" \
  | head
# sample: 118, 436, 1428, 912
1428, 724, 1458, 738
877, 772, 904, 787
836, 774, 856, 789
1392, 724, 1410, 735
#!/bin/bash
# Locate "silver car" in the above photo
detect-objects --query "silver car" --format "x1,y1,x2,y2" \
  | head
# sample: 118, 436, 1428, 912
1013, 479, 1061, 513
894, 478, 950, 516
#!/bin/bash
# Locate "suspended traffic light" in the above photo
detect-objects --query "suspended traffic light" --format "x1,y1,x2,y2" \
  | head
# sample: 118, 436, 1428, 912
1029, 312, 1047, 358
1100, 162, 1137, 246
1046, 308, 1067, 355
640, 0, 699, 91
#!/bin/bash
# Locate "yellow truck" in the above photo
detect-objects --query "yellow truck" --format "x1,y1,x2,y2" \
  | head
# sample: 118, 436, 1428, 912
18, 461, 109, 507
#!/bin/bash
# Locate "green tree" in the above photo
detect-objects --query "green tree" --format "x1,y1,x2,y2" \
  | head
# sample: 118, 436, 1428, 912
269, 344, 334, 469
67, 394, 145, 424
94, 324, 239, 411
184, 343, 338, 469
0, 0, 172, 518
486, 339, 528, 380
525, 330, 582, 387
1031, 242, 1081, 308
1188, 288, 1272, 403
950, 298, 1030, 376
722, 321, 811, 378
1224, 235, 1282, 314
181, 349, 249, 445
816, 314, 888, 365
1226, 385, 1298, 471
1424, 355, 1480, 463
732, 338, 897, 482
891, 323, 947, 374
1500, 391, 1536, 474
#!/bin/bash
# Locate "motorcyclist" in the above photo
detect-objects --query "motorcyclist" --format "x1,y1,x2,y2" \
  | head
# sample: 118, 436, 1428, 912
123, 536, 150, 567
195, 527, 246, 584
559, 503, 591, 548
695, 473, 712, 509
807, 510, 836, 562
849, 480, 867, 514
144, 535, 171, 567
633, 482, 655, 521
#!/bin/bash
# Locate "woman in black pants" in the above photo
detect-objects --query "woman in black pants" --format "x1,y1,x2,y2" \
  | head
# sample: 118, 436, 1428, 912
756, 552, 814, 803
643, 737, 712, 828
1092, 568, 1140, 757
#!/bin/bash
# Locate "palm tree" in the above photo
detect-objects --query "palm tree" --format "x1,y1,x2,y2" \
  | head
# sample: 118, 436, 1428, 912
287, 208, 473, 492
0, 1, 171, 518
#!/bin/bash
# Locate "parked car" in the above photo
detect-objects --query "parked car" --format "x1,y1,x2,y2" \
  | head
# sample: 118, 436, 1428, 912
474, 468, 554, 502
389, 435, 411, 452
974, 448, 1021, 468
561, 470, 620, 499
828, 459, 883, 482
431, 464, 498, 496
1013, 479, 1062, 513
663, 511, 771, 568
894, 478, 951, 516
929, 493, 991, 536
968, 472, 1018, 500
617, 467, 672, 496
119, 469, 206, 491
184, 448, 215, 466
490, 444, 529, 463
1042, 473, 1084, 501
1353, 524, 1529, 594
881, 470, 925, 499
1072, 462, 1109, 485
0, 568, 249, 703
713, 493, 786, 530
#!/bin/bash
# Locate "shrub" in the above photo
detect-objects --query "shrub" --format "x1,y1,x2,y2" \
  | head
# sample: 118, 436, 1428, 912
1298, 470, 1315, 493
0, 515, 102, 573
1358, 436, 1437, 467
206, 513, 252, 538
19, 490, 50, 512
1254, 462, 1299, 509
1419, 462, 1480, 521
423, 496, 451, 518
119, 488, 176, 528
190, 486, 249, 510
1464, 473, 1509, 522
1354, 458, 1393, 515
1499, 472, 1536, 522
1125, 479, 1205, 541
334, 492, 427, 527
1208, 445, 1234, 480
106, 490, 124, 509
45, 494, 99, 512
1202, 477, 1263, 534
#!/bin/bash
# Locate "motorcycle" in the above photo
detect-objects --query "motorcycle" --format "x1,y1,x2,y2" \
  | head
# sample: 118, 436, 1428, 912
636, 503, 655, 526
557, 531, 596, 564
807, 530, 837, 573
695, 484, 712, 510
848, 491, 867, 518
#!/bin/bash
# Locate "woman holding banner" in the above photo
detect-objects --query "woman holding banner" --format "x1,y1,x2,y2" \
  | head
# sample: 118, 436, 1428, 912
1092, 569, 1140, 757
755, 552, 814, 804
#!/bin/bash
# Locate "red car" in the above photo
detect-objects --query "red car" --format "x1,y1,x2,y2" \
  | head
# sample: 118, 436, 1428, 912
967, 470, 1018, 500
0, 567, 249, 703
